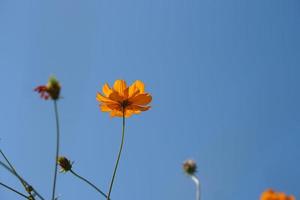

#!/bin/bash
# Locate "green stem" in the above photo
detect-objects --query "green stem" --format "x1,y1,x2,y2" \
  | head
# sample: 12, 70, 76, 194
0, 182, 28, 199
107, 110, 126, 199
0, 150, 44, 199
0, 161, 45, 200
51, 100, 60, 200
70, 169, 108, 199
0, 150, 27, 189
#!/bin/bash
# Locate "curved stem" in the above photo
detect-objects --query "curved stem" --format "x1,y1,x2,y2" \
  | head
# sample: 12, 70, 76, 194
107, 110, 126, 199
51, 100, 60, 200
0, 161, 45, 200
0, 182, 28, 199
70, 169, 108, 198
191, 175, 200, 200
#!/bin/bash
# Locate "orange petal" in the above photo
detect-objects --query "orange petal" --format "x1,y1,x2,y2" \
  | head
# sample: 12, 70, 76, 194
96, 92, 115, 103
101, 103, 121, 112
102, 83, 113, 97
100, 104, 112, 112
124, 110, 132, 118
288, 196, 295, 200
110, 110, 124, 117
128, 80, 145, 97
127, 104, 150, 111
113, 80, 127, 96
129, 93, 152, 105
109, 91, 125, 102
106, 103, 122, 111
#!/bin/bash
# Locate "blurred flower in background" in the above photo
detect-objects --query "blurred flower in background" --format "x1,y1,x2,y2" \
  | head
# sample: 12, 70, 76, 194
34, 76, 61, 100
260, 189, 295, 200
183, 159, 197, 175
183, 159, 200, 200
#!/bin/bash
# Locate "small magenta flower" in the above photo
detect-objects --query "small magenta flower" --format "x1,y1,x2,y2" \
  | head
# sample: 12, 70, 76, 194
57, 156, 72, 172
34, 76, 61, 100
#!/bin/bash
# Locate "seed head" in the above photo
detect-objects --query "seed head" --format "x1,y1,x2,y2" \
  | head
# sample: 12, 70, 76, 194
57, 156, 72, 172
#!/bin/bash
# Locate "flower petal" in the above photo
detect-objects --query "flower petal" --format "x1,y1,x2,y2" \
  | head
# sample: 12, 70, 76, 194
100, 104, 112, 112
129, 93, 152, 105
110, 110, 124, 117
102, 83, 113, 97
109, 91, 125, 102
127, 104, 151, 111
96, 92, 116, 103
128, 80, 145, 97
113, 80, 127, 96
106, 103, 122, 111
124, 110, 135, 118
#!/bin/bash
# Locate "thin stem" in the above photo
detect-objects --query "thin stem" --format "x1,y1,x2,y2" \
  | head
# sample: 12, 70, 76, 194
70, 169, 108, 198
107, 110, 126, 200
0, 182, 28, 199
51, 100, 60, 200
0, 161, 45, 200
0, 150, 45, 200
0, 150, 27, 189
191, 175, 200, 200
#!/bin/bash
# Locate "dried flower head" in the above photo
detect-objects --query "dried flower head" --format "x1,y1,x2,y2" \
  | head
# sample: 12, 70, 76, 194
97, 80, 152, 117
26, 185, 33, 193
28, 195, 35, 200
57, 156, 72, 172
34, 76, 61, 100
260, 189, 295, 200
183, 159, 197, 175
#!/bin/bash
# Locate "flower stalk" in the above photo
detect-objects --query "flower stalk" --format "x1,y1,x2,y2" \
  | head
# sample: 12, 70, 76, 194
0, 160, 45, 200
70, 169, 108, 199
57, 156, 108, 199
51, 100, 60, 200
183, 159, 200, 200
191, 175, 200, 200
0, 150, 43, 199
107, 109, 126, 200
0, 182, 28, 199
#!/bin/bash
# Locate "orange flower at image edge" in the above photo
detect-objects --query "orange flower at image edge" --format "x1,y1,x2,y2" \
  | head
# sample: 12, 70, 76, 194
97, 80, 152, 117
261, 189, 295, 200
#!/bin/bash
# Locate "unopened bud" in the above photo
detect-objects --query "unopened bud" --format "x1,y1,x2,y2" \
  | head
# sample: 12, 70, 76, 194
26, 185, 33, 193
46, 76, 61, 100
183, 159, 197, 175
57, 156, 72, 172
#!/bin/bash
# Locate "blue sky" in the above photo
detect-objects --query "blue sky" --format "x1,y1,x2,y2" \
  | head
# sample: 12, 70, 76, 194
0, 0, 299, 199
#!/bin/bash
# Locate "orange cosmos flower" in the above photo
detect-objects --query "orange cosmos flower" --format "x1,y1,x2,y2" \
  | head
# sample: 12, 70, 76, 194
260, 189, 295, 200
96, 80, 152, 117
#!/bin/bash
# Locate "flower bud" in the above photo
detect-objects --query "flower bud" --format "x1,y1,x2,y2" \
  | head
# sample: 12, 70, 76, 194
183, 159, 197, 175
46, 76, 61, 100
28, 195, 35, 200
57, 156, 72, 172
26, 185, 33, 193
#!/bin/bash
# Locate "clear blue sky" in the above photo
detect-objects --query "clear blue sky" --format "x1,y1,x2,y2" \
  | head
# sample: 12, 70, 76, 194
0, 0, 299, 199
